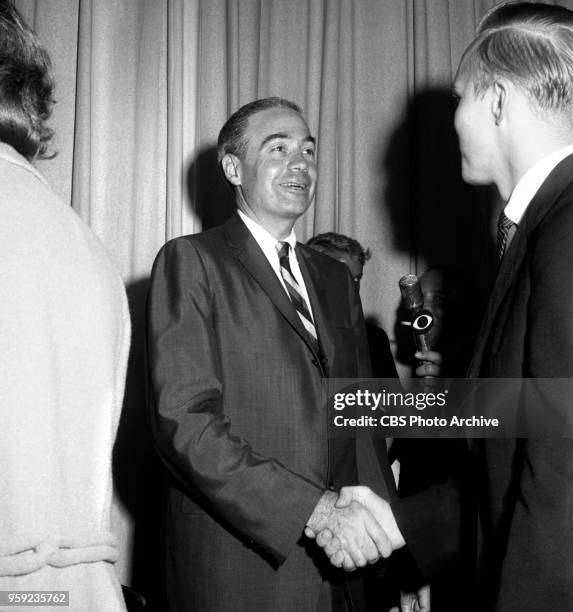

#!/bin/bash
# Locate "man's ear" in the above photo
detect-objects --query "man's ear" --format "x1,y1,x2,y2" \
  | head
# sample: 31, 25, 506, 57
491, 81, 507, 126
221, 153, 242, 186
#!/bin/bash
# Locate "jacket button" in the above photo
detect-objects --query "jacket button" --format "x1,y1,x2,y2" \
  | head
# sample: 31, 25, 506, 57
312, 359, 319, 367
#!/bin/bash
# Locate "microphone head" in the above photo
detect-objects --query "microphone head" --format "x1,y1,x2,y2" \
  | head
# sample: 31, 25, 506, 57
399, 274, 424, 311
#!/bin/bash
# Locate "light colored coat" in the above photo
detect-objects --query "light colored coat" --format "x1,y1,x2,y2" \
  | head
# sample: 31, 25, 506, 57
0, 144, 130, 611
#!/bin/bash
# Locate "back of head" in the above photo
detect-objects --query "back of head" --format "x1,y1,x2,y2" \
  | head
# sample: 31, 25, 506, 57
306, 232, 371, 266
460, 2, 573, 114
0, 0, 55, 160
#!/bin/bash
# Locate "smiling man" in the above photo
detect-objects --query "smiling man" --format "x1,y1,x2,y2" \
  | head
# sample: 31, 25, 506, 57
146, 98, 399, 611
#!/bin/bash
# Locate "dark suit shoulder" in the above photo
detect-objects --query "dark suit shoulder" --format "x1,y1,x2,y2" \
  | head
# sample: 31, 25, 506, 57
530, 184, 573, 268
538, 183, 573, 229
167, 224, 227, 248
155, 221, 236, 270
524, 154, 573, 234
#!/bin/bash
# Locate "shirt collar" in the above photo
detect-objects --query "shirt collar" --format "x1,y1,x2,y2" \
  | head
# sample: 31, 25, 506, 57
505, 144, 573, 224
237, 209, 297, 255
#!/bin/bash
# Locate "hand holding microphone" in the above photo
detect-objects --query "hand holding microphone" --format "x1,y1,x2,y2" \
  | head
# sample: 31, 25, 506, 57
399, 273, 434, 352
398, 274, 441, 378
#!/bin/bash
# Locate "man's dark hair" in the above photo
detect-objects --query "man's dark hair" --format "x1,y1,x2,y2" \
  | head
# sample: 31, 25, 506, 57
306, 232, 372, 266
217, 97, 301, 164
0, 1, 55, 160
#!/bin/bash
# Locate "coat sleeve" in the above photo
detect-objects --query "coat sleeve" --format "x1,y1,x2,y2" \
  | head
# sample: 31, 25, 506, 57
146, 238, 323, 565
390, 477, 466, 578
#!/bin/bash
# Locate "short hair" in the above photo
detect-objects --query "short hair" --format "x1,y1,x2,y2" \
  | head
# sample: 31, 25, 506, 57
306, 232, 372, 266
217, 97, 302, 164
0, 1, 55, 160
458, 2, 573, 113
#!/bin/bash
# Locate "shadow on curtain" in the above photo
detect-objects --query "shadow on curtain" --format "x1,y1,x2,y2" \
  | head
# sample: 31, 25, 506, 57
186, 145, 236, 230
113, 279, 164, 611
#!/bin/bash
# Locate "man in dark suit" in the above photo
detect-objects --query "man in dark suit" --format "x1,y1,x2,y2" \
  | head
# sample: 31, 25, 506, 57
318, 4, 573, 610
146, 97, 401, 611
377, 4, 573, 610
454, 3, 573, 609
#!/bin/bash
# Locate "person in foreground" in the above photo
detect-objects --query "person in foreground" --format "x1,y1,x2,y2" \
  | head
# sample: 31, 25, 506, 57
0, 2, 130, 610
317, 2, 573, 610
147, 96, 411, 611
453, 2, 573, 609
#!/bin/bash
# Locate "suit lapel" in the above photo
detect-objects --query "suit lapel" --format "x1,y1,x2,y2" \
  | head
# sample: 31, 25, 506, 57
469, 153, 573, 376
223, 214, 322, 362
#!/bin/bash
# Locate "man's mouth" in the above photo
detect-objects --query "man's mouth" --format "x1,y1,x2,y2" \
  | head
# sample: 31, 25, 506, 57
281, 181, 308, 191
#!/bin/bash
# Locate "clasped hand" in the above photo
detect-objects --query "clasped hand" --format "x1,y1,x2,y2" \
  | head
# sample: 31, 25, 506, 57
305, 486, 405, 571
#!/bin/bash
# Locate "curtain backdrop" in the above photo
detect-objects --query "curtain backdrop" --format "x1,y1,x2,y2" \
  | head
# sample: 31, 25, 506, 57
13, 0, 573, 607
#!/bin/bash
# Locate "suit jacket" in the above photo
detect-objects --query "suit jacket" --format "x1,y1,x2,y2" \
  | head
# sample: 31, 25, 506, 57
146, 213, 396, 612
465, 153, 573, 611
394, 155, 573, 610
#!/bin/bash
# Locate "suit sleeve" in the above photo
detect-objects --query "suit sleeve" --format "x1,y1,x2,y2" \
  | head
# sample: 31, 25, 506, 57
146, 238, 323, 564
496, 201, 573, 609
390, 477, 465, 578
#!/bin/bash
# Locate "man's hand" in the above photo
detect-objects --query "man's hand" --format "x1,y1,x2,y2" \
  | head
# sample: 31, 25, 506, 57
334, 486, 405, 551
305, 490, 392, 570
415, 350, 443, 378
390, 584, 431, 612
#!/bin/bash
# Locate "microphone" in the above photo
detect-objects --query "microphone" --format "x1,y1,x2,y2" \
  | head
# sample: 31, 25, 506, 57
398, 274, 433, 352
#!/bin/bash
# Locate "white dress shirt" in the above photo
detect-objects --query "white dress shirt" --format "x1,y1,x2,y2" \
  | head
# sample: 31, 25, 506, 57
238, 210, 315, 320
504, 144, 573, 224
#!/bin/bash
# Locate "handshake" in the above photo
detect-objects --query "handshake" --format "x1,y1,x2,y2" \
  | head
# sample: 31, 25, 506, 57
305, 485, 405, 572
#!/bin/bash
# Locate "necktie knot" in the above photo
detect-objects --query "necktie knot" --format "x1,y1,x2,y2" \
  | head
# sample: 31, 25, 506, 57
497, 210, 517, 261
276, 241, 290, 262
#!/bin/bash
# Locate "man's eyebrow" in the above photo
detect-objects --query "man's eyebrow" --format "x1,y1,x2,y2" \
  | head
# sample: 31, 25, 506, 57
259, 132, 289, 151
258, 133, 316, 151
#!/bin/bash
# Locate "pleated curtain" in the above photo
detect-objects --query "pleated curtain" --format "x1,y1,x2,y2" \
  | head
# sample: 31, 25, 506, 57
13, 0, 573, 599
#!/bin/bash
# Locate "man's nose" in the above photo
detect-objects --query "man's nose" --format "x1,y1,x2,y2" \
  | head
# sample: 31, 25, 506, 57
288, 152, 309, 172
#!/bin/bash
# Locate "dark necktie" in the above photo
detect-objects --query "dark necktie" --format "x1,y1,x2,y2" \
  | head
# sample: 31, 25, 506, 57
276, 242, 319, 351
497, 210, 517, 261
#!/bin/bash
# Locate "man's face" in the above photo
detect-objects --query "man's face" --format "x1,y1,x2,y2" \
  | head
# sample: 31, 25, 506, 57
453, 71, 498, 186
233, 106, 317, 231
